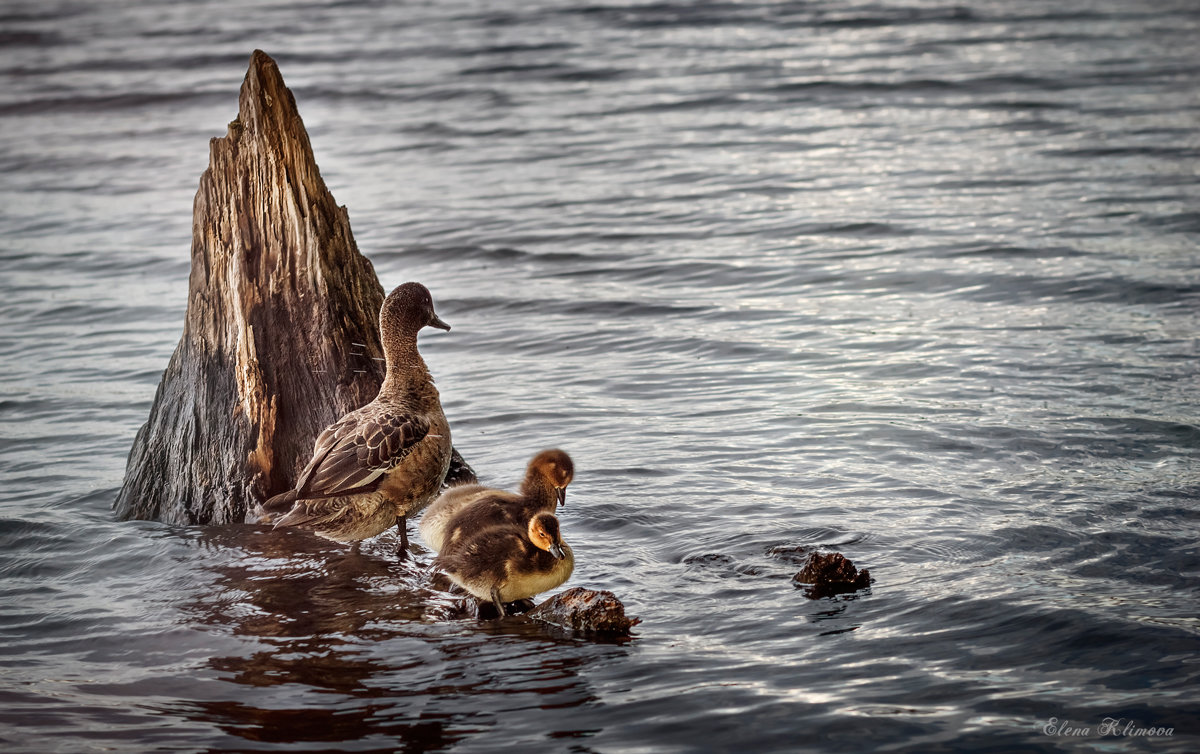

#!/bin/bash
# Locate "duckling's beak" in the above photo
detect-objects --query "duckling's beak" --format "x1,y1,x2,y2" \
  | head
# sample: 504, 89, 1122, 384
429, 314, 451, 331
548, 542, 566, 560
556, 487, 567, 507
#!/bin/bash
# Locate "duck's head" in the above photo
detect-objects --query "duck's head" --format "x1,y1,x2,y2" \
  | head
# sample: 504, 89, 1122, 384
528, 512, 567, 560
527, 449, 574, 507
380, 282, 451, 339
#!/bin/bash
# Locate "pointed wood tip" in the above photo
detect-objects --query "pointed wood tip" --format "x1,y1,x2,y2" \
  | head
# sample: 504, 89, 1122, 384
235, 49, 302, 143
244, 49, 280, 93
246, 50, 285, 93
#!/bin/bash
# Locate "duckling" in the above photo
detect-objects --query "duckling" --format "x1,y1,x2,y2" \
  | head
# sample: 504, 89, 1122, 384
258, 282, 453, 555
419, 449, 573, 554
434, 511, 573, 617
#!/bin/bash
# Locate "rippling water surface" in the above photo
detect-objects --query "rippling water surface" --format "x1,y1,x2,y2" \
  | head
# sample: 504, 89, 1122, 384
2, 1, 1199, 751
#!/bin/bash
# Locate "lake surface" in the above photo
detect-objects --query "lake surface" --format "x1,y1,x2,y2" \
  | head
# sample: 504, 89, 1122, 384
1, 0, 1198, 751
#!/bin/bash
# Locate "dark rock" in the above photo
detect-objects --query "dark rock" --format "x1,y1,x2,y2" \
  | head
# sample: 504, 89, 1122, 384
425, 571, 637, 633
793, 551, 872, 599
115, 50, 472, 524
470, 598, 537, 621
528, 587, 640, 634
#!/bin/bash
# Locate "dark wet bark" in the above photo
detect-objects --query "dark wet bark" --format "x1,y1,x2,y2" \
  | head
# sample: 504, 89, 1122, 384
115, 50, 472, 525
433, 578, 638, 635
527, 587, 641, 634
793, 552, 873, 599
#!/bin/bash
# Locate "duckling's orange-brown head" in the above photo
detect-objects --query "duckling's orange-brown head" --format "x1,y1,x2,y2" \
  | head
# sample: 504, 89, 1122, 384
527, 512, 567, 560
380, 282, 451, 340
526, 449, 574, 507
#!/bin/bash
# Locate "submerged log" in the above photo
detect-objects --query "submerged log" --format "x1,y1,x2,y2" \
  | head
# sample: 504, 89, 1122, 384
527, 587, 640, 634
429, 574, 638, 634
116, 50, 472, 525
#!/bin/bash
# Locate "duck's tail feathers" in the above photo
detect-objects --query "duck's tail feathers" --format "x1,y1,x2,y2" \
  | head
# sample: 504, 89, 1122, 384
253, 489, 298, 524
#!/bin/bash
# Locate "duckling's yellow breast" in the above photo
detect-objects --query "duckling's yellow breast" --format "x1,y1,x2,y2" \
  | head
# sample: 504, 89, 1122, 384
498, 544, 574, 603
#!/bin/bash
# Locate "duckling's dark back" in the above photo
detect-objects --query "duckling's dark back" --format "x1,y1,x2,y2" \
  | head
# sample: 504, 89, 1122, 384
439, 494, 546, 550
434, 525, 558, 581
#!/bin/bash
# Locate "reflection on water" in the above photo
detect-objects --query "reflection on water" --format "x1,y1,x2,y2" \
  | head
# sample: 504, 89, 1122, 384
161, 527, 627, 750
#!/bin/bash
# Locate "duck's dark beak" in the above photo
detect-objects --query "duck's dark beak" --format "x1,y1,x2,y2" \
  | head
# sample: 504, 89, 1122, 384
556, 487, 567, 507
429, 314, 451, 331
548, 542, 566, 560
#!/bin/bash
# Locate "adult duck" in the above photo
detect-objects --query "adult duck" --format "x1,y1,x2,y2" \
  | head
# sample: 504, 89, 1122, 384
259, 282, 453, 555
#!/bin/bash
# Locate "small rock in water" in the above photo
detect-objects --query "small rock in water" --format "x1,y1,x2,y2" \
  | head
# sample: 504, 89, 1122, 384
528, 587, 640, 634
793, 551, 872, 599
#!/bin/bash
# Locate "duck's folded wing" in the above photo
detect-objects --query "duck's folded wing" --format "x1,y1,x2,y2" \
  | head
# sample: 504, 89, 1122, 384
294, 409, 431, 499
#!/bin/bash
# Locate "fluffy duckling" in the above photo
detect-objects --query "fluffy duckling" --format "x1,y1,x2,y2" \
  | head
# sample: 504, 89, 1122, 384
434, 511, 573, 618
259, 282, 453, 554
419, 449, 573, 554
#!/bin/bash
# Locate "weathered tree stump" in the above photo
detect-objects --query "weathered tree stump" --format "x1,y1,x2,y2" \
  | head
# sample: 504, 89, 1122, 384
115, 50, 471, 525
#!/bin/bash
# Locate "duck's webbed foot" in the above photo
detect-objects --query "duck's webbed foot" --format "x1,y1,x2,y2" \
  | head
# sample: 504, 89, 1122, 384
395, 515, 410, 559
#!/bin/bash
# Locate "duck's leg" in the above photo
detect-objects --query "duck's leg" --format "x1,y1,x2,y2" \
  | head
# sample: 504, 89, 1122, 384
395, 515, 410, 558
491, 587, 507, 618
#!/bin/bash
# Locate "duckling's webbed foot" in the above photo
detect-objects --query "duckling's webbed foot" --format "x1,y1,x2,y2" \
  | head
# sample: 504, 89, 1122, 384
491, 587, 507, 618
506, 598, 536, 615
